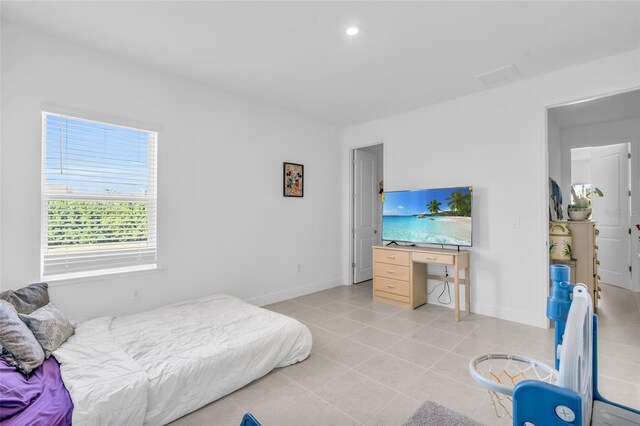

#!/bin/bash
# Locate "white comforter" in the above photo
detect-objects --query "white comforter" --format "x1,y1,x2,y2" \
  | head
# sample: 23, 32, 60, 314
54, 294, 312, 425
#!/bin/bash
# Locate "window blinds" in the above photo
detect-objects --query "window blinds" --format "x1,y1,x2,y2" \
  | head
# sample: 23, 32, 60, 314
41, 112, 158, 279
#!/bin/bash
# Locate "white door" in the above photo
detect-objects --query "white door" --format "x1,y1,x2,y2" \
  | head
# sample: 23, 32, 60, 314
590, 143, 631, 289
353, 150, 378, 283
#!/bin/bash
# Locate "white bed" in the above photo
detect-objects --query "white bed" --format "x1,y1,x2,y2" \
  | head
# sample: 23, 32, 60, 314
53, 294, 312, 426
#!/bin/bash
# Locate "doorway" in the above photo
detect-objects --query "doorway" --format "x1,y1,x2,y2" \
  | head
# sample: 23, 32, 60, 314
547, 89, 640, 293
352, 144, 383, 284
547, 89, 640, 408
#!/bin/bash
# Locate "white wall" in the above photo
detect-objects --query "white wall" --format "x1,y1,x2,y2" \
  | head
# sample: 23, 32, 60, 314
342, 50, 640, 327
0, 22, 343, 320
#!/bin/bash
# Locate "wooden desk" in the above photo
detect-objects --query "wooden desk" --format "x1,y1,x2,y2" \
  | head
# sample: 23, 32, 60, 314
372, 245, 471, 321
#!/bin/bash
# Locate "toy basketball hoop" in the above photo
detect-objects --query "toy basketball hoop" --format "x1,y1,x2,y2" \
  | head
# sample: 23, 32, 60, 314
469, 353, 559, 418
470, 266, 640, 425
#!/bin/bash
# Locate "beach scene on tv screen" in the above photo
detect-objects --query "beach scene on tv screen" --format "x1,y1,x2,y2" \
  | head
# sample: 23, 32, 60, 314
382, 187, 472, 246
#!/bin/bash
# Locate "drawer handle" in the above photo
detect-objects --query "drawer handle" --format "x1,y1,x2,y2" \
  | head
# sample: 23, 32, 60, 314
386, 256, 395, 259
426, 257, 436, 261
386, 270, 395, 274
386, 285, 395, 289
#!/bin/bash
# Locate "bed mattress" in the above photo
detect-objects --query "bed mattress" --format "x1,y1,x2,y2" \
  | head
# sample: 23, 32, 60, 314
53, 294, 312, 425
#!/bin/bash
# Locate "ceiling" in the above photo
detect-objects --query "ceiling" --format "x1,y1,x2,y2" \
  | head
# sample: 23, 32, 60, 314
2, 1, 639, 127
550, 89, 640, 129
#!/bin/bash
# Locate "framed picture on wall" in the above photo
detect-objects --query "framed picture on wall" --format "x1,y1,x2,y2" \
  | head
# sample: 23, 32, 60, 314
283, 162, 304, 197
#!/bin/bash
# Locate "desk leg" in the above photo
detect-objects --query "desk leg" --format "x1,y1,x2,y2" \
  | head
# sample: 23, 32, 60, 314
454, 263, 460, 322
465, 265, 471, 314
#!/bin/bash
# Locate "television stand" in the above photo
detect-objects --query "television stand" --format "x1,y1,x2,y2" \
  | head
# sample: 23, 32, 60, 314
385, 241, 399, 246
372, 245, 471, 321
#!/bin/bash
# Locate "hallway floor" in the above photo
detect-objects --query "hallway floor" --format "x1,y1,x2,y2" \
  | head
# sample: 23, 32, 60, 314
593, 283, 640, 410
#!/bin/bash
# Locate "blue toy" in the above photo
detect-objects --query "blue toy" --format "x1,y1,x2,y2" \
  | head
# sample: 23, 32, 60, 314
240, 413, 261, 426
470, 265, 640, 425
547, 264, 575, 369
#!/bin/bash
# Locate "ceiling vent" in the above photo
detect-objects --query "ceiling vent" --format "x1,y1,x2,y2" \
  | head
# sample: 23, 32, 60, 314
476, 65, 520, 87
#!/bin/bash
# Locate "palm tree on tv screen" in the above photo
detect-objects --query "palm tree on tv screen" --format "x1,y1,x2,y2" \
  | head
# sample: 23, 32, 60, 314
445, 190, 471, 216
427, 199, 441, 215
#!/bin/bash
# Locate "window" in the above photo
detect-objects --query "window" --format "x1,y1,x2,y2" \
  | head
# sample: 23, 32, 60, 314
41, 112, 157, 279
571, 184, 593, 204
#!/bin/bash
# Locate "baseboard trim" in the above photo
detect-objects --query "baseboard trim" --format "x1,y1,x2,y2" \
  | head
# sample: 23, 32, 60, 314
426, 295, 547, 328
246, 278, 343, 307
471, 301, 547, 328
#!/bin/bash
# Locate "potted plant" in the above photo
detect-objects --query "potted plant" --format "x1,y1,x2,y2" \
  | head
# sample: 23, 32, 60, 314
568, 186, 603, 220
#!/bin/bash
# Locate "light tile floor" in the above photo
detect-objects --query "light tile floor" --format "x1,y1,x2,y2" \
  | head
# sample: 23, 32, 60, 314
171, 281, 640, 425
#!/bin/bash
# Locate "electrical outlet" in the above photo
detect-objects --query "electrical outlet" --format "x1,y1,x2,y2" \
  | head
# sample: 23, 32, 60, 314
510, 217, 520, 229
296, 264, 302, 273
132, 288, 141, 300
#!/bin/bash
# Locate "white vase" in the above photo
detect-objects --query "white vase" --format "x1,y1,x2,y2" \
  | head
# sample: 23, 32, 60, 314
568, 207, 591, 221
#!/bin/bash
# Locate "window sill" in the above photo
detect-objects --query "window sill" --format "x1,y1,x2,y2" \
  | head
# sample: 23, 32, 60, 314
44, 265, 163, 287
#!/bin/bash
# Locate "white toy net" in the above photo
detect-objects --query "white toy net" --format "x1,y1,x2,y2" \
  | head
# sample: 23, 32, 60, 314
469, 354, 559, 419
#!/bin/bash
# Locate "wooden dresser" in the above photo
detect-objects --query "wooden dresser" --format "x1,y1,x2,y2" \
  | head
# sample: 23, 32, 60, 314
372, 245, 471, 321
373, 247, 425, 309
566, 220, 600, 309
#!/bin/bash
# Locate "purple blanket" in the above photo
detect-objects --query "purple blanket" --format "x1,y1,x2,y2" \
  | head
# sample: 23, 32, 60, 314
0, 357, 73, 426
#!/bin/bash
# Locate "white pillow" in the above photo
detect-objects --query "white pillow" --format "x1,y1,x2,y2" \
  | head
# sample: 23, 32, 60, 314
19, 303, 75, 358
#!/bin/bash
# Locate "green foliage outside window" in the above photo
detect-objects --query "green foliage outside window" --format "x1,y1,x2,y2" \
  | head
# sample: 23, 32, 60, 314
48, 200, 148, 246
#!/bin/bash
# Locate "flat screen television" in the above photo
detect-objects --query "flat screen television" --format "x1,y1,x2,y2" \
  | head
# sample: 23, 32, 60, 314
382, 186, 473, 247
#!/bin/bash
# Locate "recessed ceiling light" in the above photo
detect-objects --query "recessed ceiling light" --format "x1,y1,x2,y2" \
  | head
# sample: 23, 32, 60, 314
346, 27, 359, 36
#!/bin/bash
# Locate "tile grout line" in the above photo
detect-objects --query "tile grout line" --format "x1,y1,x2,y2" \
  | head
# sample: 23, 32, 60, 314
268, 372, 365, 425
269, 284, 553, 423
313, 332, 491, 421
303, 341, 425, 424
280, 352, 384, 425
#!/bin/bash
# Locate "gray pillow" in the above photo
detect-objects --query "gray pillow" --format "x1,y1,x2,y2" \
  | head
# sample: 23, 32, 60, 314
19, 303, 75, 358
0, 300, 45, 374
0, 282, 50, 315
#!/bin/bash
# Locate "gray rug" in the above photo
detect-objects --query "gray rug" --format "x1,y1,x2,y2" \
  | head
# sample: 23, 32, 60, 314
402, 401, 483, 426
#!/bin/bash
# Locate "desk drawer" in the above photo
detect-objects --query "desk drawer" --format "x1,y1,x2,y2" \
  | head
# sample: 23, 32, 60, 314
374, 249, 410, 266
374, 277, 411, 297
374, 289, 410, 305
374, 264, 410, 281
412, 252, 454, 265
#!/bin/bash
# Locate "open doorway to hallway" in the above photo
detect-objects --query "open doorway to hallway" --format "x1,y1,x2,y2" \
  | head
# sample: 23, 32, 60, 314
547, 89, 640, 407
352, 144, 384, 284
548, 89, 640, 294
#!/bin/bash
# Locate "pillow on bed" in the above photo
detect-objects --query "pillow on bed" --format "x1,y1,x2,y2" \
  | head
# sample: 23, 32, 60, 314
19, 303, 74, 359
0, 300, 45, 374
0, 282, 50, 315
